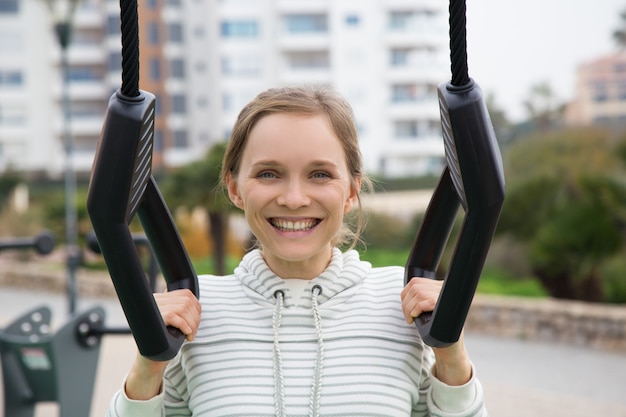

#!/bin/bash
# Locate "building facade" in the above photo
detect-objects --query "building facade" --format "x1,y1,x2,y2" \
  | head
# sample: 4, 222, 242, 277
565, 52, 626, 129
0, 0, 449, 178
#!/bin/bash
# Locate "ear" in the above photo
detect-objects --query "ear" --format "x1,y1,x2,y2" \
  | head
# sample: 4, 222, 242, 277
343, 176, 362, 214
226, 171, 244, 209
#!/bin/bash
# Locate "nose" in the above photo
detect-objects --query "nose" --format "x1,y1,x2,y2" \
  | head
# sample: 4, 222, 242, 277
276, 179, 311, 209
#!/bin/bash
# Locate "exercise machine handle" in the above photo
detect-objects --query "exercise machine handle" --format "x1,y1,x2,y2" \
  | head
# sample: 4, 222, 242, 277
87, 91, 199, 361
405, 81, 505, 347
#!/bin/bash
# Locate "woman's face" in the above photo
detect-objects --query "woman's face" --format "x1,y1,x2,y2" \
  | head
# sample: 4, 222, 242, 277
226, 113, 359, 279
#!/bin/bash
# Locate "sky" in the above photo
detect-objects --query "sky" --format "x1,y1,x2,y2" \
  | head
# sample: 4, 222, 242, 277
464, 0, 625, 121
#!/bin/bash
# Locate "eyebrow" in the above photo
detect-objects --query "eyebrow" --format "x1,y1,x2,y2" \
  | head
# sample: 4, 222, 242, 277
251, 159, 340, 169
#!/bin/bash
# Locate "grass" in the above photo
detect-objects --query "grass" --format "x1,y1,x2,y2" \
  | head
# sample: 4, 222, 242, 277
358, 247, 547, 298
477, 268, 547, 298
188, 248, 548, 298
191, 256, 241, 275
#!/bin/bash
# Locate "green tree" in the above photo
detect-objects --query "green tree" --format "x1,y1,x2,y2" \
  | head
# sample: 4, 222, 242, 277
0, 170, 22, 211
612, 8, 626, 49
161, 142, 232, 275
485, 93, 513, 148
523, 82, 562, 133
497, 127, 626, 302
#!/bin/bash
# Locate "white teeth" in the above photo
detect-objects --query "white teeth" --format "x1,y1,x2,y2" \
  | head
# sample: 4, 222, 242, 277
272, 219, 317, 231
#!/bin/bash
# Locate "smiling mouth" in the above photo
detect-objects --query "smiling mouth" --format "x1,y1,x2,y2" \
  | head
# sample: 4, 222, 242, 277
270, 218, 320, 232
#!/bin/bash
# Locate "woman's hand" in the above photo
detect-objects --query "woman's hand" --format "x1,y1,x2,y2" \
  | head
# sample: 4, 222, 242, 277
125, 289, 201, 400
401, 277, 472, 386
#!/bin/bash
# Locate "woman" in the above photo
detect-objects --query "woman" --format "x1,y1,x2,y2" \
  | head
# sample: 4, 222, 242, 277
107, 86, 487, 416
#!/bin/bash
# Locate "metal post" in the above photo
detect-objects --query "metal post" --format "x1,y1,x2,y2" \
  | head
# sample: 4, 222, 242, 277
55, 17, 80, 316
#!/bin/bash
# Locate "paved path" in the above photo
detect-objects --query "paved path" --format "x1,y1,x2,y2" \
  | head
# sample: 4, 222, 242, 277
0, 287, 625, 417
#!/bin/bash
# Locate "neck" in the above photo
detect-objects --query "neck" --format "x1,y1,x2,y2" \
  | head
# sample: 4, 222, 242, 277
262, 248, 334, 279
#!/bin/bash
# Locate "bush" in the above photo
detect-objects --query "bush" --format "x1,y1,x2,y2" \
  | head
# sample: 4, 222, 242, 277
361, 211, 414, 251
599, 254, 626, 304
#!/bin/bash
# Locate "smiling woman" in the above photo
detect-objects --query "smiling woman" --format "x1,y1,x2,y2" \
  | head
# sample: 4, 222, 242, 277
224, 112, 359, 279
106, 86, 489, 417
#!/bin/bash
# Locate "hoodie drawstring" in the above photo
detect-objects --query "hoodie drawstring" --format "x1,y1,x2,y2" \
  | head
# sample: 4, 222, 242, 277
272, 286, 325, 417
273, 290, 287, 417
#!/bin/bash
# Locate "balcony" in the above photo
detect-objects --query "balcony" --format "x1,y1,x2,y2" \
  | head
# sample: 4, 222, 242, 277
275, 0, 330, 13
67, 44, 107, 65
277, 13, 329, 50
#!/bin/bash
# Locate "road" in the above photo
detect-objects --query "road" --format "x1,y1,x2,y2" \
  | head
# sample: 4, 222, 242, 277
0, 287, 625, 417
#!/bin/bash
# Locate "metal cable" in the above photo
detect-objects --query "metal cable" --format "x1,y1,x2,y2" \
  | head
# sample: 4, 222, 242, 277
449, 0, 471, 87
119, 0, 140, 97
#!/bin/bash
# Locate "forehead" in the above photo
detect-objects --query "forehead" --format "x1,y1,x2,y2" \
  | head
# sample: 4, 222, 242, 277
242, 113, 348, 166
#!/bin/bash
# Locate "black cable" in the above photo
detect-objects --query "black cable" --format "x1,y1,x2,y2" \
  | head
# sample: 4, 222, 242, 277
448, 0, 471, 87
119, 0, 140, 98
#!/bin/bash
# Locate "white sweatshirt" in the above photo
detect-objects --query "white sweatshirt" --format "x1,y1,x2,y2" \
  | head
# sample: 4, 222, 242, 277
107, 248, 487, 417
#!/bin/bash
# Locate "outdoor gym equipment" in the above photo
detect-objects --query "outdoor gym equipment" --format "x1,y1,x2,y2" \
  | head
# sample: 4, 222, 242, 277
0, 230, 55, 255
404, 0, 506, 347
0, 306, 105, 417
86, 0, 199, 361
0, 231, 162, 416
86, 231, 160, 297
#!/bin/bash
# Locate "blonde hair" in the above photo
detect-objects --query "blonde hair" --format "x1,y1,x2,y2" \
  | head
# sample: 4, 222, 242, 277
220, 85, 370, 249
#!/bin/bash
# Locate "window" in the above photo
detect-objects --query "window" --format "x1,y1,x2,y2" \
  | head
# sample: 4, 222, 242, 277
173, 130, 188, 148
107, 52, 122, 72
391, 84, 418, 102
148, 22, 159, 45
391, 83, 436, 102
170, 59, 185, 79
150, 58, 161, 81
0, 0, 18, 13
594, 93, 608, 103
168, 23, 184, 43
390, 48, 411, 67
171, 94, 186, 114
68, 66, 100, 81
591, 80, 607, 102
388, 11, 413, 30
221, 55, 261, 76
345, 14, 360, 27
285, 51, 329, 69
393, 120, 418, 138
614, 62, 626, 73
106, 15, 121, 36
220, 20, 259, 38
154, 129, 163, 151
0, 105, 26, 125
283, 14, 327, 34
0, 70, 23, 87
617, 80, 626, 101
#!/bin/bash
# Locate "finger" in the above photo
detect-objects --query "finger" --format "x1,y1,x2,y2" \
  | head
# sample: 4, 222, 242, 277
401, 277, 442, 299
401, 278, 441, 323
154, 290, 201, 341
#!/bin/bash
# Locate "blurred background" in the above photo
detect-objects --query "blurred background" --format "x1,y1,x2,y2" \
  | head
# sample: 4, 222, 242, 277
1, 0, 626, 416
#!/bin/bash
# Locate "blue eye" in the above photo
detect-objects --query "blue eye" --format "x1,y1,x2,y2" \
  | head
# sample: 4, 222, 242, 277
312, 171, 331, 179
257, 171, 276, 179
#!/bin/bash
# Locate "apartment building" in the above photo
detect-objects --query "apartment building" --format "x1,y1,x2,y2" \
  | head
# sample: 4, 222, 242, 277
0, 0, 449, 178
565, 52, 626, 129
0, 0, 111, 177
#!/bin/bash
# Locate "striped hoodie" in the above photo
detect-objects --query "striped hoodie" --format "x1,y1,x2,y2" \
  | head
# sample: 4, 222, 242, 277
108, 248, 487, 417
